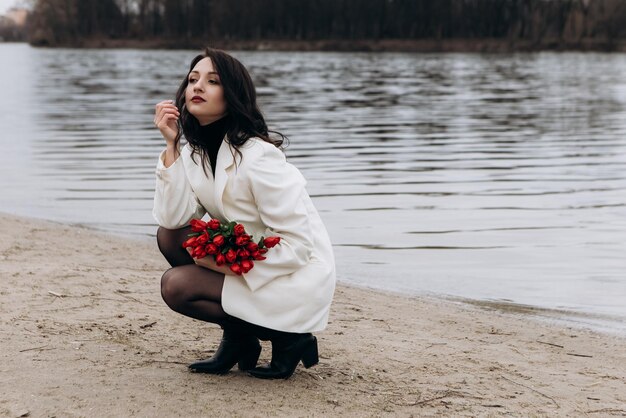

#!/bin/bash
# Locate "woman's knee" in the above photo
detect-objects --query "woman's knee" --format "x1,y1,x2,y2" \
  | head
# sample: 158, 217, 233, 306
161, 267, 187, 309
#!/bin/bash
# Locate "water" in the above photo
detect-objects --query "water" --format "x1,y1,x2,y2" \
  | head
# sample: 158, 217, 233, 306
1, 43, 625, 332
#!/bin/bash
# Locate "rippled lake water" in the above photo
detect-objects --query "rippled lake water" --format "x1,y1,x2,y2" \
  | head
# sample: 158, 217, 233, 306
1, 43, 625, 332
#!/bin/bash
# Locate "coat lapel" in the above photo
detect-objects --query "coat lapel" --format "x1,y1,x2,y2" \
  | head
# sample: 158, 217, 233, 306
213, 135, 236, 221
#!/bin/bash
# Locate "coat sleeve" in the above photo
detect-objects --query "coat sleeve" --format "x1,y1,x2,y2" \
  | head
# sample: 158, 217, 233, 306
240, 145, 314, 292
152, 148, 206, 229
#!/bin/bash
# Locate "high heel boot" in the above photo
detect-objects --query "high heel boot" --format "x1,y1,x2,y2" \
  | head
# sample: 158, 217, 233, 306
188, 322, 261, 374
248, 332, 319, 379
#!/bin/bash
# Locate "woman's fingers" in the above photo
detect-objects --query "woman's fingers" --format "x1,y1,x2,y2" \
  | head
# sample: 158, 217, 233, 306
154, 108, 179, 127
154, 101, 180, 126
155, 99, 178, 110
155, 102, 179, 114
154, 100, 181, 144
156, 113, 178, 133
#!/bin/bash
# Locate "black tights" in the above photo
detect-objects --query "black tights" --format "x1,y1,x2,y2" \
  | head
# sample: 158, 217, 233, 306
156, 226, 228, 325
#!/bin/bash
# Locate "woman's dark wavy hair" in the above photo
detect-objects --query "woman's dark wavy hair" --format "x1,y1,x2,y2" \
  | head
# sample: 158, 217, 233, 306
173, 47, 288, 175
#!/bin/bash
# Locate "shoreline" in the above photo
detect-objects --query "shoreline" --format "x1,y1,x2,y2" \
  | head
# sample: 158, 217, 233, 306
19, 38, 626, 53
343, 280, 626, 339
7, 210, 626, 337
1, 211, 625, 416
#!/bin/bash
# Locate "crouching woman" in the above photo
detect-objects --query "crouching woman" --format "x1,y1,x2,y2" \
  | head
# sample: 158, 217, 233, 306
152, 47, 336, 379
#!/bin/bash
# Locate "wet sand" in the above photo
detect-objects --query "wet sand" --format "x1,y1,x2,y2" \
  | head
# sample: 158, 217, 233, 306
1, 212, 625, 417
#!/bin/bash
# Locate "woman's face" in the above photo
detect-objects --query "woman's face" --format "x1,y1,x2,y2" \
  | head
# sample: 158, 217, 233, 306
185, 57, 227, 125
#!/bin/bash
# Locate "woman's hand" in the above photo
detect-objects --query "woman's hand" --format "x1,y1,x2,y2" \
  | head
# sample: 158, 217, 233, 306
187, 247, 233, 276
196, 256, 233, 276
154, 100, 180, 146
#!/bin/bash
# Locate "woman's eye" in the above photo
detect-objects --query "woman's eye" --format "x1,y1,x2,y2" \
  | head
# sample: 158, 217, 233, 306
188, 78, 196, 83
208, 79, 219, 84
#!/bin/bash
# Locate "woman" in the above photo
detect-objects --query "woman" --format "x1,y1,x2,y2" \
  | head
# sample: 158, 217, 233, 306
152, 47, 336, 379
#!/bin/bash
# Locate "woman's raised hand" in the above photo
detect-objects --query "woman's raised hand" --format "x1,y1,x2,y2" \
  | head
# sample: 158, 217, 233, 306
154, 100, 180, 146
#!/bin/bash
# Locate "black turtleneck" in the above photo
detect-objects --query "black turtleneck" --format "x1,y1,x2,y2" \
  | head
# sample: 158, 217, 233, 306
197, 114, 232, 177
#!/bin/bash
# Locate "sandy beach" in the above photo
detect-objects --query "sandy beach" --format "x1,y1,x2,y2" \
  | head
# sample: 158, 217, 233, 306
1, 212, 625, 417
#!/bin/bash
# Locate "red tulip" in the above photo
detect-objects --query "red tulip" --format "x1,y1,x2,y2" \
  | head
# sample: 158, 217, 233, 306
196, 233, 209, 245
252, 251, 266, 261
215, 253, 226, 266
193, 247, 206, 259
205, 243, 218, 255
225, 249, 237, 263
230, 263, 242, 275
182, 237, 197, 248
190, 219, 207, 232
237, 249, 250, 259
235, 234, 251, 246
246, 242, 259, 252
212, 234, 225, 247
263, 236, 281, 248
208, 219, 221, 230
240, 259, 254, 273
234, 223, 246, 236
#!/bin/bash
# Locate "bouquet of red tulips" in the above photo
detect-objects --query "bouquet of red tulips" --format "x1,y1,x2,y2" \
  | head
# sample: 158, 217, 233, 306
182, 218, 281, 276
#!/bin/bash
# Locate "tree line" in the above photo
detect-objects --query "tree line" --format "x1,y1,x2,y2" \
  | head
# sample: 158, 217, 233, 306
0, 17, 25, 41
24, 0, 626, 50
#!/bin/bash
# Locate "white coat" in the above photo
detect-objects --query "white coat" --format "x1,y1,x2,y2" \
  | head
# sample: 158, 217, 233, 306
152, 135, 336, 333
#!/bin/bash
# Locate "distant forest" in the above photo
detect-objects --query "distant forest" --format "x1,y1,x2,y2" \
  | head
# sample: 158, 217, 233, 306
24, 0, 626, 51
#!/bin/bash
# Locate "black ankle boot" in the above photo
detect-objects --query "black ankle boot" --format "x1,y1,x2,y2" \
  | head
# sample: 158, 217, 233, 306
248, 333, 319, 379
188, 327, 261, 374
